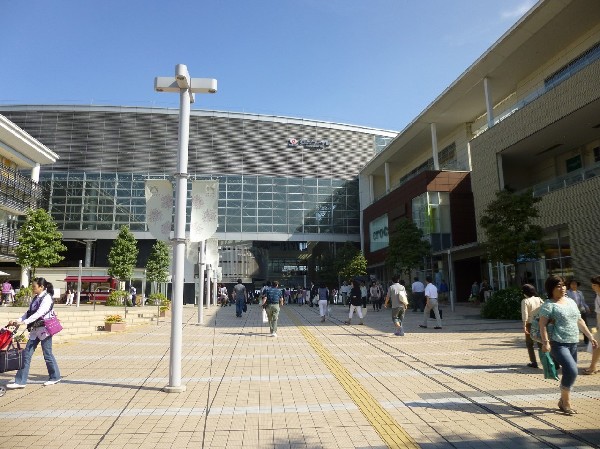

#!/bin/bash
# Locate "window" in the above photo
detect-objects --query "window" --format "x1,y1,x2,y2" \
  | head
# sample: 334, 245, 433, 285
565, 155, 582, 173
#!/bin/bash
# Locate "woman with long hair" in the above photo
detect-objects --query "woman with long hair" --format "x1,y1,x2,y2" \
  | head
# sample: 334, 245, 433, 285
539, 275, 597, 414
5, 277, 61, 389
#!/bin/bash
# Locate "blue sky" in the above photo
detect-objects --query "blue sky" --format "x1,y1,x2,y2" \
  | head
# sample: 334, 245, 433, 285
0, 0, 537, 131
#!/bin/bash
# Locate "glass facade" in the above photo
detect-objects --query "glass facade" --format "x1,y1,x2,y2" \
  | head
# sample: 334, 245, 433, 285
411, 191, 451, 251
42, 172, 360, 236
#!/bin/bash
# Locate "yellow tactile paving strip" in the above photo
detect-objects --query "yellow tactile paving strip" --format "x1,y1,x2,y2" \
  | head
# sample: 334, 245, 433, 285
285, 308, 420, 449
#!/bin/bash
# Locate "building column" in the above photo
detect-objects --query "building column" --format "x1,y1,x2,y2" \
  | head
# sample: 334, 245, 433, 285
431, 123, 439, 170
497, 153, 505, 190
20, 266, 29, 288
484, 77, 494, 129
384, 162, 390, 193
84, 240, 95, 267
31, 163, 40, 183
368, 175, 374, 204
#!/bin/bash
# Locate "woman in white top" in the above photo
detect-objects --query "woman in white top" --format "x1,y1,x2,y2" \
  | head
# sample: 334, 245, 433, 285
5, 277, 61, 389
520, 283, 544, 368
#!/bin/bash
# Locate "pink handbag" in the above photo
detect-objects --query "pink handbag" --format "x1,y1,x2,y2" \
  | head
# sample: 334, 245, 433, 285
44, 313, 63, 336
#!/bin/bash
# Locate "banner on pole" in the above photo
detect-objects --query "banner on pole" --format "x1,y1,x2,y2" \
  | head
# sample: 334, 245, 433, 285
190, 180, 218, 242
185, 240, 199, 283
206, 238, 219, 267
145, 180, 173, 241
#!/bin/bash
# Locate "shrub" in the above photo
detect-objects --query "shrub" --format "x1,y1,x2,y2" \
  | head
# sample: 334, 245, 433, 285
13, 286, 32, 307
481, 287, 522, 320
148, 293, 170, 311
106, 290, 128, 306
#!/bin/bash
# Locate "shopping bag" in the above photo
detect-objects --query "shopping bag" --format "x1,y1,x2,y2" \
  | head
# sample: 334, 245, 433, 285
0, 340, 24, 373
44, 313, 63, 336
262, 309, 268, 324
539, 350, 559, 380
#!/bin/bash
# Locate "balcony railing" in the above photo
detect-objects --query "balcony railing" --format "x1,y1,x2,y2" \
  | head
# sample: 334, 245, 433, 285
531, 162, 600, 197
0, 225, 18, 258
0, 166, 47, 214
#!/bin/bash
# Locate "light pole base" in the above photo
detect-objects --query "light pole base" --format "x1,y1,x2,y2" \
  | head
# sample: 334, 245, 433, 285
163, 385, 187, 393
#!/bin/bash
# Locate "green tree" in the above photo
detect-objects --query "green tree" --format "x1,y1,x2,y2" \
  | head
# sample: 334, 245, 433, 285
479, 189, 543, 282
334, 242, 360, 282
339, 250, 368, 281
146, 240, 170, 291
16, 208, 67, 279
108, 226, 139, 282
386, 218, 431, 276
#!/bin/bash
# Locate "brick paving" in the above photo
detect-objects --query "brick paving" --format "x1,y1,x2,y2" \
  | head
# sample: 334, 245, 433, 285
1, 303, 599, 449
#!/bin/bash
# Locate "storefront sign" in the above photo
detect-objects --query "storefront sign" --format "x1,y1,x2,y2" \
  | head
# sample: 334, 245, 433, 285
369, 214, 389, 252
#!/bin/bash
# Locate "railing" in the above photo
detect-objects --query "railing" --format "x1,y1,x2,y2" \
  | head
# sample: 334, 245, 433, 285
531, 163, 600, 198
0, 225, 18, 257
0, 166, 47, 213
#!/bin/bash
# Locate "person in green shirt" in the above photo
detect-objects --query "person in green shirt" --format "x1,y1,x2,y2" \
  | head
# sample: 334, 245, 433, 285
539, 275, 597, 415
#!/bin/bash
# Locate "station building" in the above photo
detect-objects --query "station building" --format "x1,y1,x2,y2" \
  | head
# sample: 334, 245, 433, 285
0, 105, 395, 294
359, 0, 600, 300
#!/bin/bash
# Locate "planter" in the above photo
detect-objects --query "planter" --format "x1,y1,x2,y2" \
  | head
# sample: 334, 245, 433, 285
159, 309, 171, 318
105, 322, 126, 332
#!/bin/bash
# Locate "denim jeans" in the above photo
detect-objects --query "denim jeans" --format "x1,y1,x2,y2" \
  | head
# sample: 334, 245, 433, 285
15, 336, 61, 384
235, 297, 244, 317
550, 341, 578, 391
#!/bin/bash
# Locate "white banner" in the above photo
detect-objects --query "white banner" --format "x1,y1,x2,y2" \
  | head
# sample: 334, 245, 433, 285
185, 240, 199, 282
145, 180, 173, 241
206, 238, 219, 267
190, 180, 219, 242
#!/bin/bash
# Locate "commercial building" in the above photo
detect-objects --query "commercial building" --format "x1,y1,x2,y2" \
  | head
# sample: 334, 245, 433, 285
359, 0, 600, 300
0, 114, 58, 282
0, 105, 395, 295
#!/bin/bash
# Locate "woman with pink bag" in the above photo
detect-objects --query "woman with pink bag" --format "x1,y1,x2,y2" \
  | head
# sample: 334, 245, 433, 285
4, 277, 61, 390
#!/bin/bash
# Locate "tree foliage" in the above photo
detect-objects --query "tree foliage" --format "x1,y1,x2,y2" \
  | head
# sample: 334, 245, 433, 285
335, 243, 367, 281
16, 208, 66, 278
146, 240, 170, 283
386, 218, 431, 275
108, 226, 139, 281
479, 189, 543, 269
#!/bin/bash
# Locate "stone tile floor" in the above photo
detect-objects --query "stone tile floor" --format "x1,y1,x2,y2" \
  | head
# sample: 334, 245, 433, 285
1, 303, 598, 448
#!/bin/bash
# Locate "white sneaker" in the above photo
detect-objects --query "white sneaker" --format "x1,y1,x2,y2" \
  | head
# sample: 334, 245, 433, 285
270, 332, 277, 338
43, 379, 61, 386
5, 383, 26, 389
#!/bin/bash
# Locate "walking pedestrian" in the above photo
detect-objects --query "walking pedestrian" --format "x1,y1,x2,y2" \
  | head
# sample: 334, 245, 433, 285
317, 283, 329, 322
384, 276, 408, 336
539, 275, 597, 415
583, 275, 600, 375
419, 276, 442, 329
263, 280, 284, 337
411, 277, 425, 312
5, 278, 61, 389
370, 281, 381, 311
1, 279, 12, 306
344, 280, 364, 325
521, 283, 544, 368
566, 279, 590, 344
233, 279, 247, 317
65, 287, 74, 306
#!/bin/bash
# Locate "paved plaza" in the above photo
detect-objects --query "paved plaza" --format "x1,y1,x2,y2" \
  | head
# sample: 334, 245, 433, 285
1, 302, 599, 449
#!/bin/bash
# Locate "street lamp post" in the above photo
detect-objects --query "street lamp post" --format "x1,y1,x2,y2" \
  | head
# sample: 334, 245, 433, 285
154, 64, 217, 393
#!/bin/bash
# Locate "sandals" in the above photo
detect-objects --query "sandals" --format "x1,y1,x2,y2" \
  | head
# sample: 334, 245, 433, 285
558, 398, 577, 415
582, 368, 599, 375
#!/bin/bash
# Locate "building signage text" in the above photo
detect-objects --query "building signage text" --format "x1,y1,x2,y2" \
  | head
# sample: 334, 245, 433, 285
288, 138, 330, 150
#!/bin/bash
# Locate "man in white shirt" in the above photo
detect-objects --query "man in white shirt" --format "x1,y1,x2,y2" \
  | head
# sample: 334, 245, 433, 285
420, 276, 442, 329
384, 276, 408, 336
411, 277, 425, 312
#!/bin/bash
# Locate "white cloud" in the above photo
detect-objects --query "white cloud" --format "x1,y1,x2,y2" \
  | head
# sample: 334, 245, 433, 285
501, 0, 537, 20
